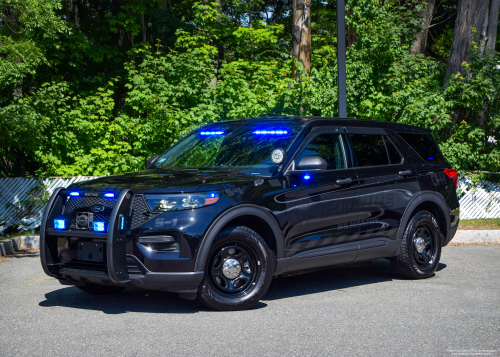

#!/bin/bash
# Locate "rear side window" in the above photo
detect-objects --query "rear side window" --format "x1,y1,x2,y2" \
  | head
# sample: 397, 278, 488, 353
296, 134, 347, 170
349, 134, 389, 167
398, 133, 445, 162
384, 137, 403, 164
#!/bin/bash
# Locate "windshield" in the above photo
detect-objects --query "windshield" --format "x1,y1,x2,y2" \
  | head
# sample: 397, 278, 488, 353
151, 121, 303, 176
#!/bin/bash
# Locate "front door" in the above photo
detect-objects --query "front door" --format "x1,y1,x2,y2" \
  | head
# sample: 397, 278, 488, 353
281, 127, 362, 258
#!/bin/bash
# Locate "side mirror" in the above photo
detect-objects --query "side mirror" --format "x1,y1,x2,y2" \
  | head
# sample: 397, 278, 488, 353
146, 155, 160, 168
296, 156, 327, 171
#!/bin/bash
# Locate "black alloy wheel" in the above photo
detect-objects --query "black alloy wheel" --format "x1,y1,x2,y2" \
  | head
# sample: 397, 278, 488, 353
412, 223, 437, 269
390, 210, 442, 279
209, 244, 259, 296
198, 226, 275, 311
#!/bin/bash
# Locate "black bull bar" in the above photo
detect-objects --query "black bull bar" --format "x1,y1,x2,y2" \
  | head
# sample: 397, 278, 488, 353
40, 187, 133, 284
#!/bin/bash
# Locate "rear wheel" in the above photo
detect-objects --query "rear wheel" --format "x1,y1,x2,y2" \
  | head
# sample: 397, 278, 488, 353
391, 210, 441, 279
76, 283, 125, 295
197, 226, 275, 311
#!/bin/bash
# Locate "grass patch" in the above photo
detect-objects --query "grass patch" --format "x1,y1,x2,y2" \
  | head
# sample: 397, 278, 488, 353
458, 218, 500, 230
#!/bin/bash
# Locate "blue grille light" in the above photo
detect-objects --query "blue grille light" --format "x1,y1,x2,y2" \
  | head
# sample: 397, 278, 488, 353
104, 193, 115, 198
303, 174, 311, 180
429, 157, 434, 160
120, 216, 125, 230
69, 192, 79, 197
200, 131, 224, 136
54, 219, 65, 230
253, 130, 288, 135
94, 221, 106, 232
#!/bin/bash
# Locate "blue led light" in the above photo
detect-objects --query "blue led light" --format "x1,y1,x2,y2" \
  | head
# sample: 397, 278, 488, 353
303, 174, 311, 180
210, 193, 216, 198
429, 157, 434, 160
69, 192, 79, 197
54, 219, 65, 230
200, 131, 224, 136
120, 216, 125, 230
253, 130, 288, 135
94, 221, 106, 232
104, 193, 115, 198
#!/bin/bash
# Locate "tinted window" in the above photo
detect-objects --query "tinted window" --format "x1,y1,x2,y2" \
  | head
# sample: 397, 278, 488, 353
350, 134, 389, 167
151, 121, 303, 176
384, 137, 403, 164
398, 133, 445, 162
296, 134, 346, 170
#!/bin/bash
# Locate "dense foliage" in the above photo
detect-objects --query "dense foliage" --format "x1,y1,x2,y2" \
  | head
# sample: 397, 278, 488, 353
0, 0, 499, 177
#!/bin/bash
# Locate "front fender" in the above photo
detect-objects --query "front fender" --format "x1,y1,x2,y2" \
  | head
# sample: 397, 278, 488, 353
193, 204, 284, 272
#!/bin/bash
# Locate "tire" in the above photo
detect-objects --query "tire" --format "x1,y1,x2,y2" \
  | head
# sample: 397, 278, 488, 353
390, 210, 442, 279
197, 226, 275, 311
76, 283, 125, 295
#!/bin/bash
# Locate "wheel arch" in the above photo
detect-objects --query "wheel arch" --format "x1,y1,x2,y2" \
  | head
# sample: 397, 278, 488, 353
194, 205, 285, 272
397, 191, 451, 245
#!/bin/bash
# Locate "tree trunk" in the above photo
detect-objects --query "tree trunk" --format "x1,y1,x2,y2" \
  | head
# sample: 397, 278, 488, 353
444, 0, 500, 85
140, 0, 146, 43
208, 0, 223, 86
481, 0, 500, 54
70, 0, 80, 27
291, 0, 312, 76
14, 149, 26, 177
410, 0, 436, 55
248, 0, 252, 28
65, 0, 70, 22
347, 9, 357, 47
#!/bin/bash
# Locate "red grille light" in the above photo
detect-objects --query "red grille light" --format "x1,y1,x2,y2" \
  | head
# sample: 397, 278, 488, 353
444, 169, 458, 188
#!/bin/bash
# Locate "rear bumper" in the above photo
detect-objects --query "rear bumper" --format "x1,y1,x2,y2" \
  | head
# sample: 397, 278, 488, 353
443, 212, 460, 246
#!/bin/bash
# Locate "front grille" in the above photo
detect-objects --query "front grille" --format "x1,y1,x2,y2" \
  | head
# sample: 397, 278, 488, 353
130, 195, 162, 230
62, 194, 160, 231
63, 196, 117, 226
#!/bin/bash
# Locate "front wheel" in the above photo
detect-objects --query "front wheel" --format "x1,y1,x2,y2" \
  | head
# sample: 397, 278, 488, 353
390, 210, 442, 279
197, 226, 275, 311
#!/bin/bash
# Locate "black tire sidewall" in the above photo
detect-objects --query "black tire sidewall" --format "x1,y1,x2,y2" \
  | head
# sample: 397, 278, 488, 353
198, 226, 275, 311
404, 210, 442, 277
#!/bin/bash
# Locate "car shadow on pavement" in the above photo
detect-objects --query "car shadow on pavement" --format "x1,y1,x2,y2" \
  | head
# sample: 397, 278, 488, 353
38, 259, 448, 313
264, 259, 447, 301
39, 287, 221, 314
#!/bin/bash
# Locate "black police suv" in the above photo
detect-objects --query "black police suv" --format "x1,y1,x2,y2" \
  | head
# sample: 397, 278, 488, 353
40, 117, 460, 310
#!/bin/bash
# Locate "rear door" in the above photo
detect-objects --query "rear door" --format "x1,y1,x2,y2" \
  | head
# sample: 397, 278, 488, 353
282, 126, 361, 257
345, 127, 420, 242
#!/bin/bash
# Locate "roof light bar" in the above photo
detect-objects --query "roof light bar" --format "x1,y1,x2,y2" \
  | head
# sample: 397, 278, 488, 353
200, 131, 224, 136
253, 130, 288, 135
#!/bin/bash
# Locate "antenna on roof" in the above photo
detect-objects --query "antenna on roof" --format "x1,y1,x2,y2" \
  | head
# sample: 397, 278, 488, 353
337, 0, 347, 118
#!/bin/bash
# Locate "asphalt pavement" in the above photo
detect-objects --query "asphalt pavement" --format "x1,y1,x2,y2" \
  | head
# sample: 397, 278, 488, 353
0, 245, 499, 357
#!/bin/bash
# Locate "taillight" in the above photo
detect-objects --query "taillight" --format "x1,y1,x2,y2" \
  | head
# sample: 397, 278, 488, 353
444, 169, 458, 188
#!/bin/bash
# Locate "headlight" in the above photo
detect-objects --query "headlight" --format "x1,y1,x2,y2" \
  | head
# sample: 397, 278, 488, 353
145, 192, 221, 212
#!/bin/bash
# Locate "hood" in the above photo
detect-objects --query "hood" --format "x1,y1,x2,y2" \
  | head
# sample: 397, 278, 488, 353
67, 169, 259, 194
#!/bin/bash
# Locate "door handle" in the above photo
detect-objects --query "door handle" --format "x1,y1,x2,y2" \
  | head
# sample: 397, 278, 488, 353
399, 170, 412, 176
336, 178, 352, 185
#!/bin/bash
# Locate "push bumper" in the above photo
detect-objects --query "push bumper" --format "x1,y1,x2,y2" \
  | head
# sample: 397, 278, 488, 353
57, 257, 204, 295
40, 188, 204, 298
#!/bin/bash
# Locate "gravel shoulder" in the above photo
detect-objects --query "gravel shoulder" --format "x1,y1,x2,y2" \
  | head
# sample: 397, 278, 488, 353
0, 246, 499, 357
